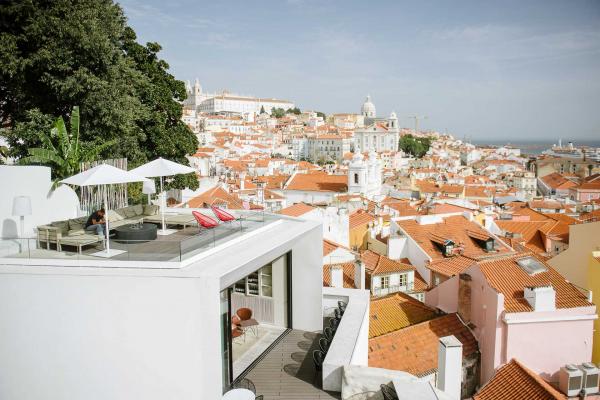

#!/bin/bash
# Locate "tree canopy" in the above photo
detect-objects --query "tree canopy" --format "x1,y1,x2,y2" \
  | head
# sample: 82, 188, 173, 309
0, 0, 198, 196
398, 134, 431, 158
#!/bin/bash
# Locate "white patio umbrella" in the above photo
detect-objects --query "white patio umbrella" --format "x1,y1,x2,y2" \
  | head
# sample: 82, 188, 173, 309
129, 157, 196, 235
61, 164, 150, 258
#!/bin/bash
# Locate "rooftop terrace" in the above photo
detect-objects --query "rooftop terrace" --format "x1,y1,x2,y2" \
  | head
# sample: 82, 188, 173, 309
0, 209, 294, 267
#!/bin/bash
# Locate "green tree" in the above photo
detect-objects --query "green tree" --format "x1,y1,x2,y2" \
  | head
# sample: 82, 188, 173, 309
286, 107, 301, 115
316, 111, 326, 120
19, 106, 115, 186
260, 105, 266, 114
0, 0, 198, 198
0, 0, 141, 159
399, 134, 431, 158
271, 107, 286, 118
121, 27, 198, 192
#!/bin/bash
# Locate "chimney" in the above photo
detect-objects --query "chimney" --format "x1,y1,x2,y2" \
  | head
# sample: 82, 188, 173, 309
524, 285, 556, 311
330, 265, 343, 288
457, 274, 472, 323
437, 335, 463, 400
354, 260, 365, 290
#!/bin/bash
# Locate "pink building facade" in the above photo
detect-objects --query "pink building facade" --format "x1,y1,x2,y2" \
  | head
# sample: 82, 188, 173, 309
426, 259, 596, 384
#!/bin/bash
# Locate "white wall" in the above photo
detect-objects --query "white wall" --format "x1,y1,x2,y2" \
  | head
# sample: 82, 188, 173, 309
0, 216, 323, 400
322, 287, 370, 392
0, 166, 80, 238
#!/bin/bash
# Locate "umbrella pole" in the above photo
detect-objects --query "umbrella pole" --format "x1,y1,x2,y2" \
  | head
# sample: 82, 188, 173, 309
104, 185, 110, 254
160, 177, 166, 234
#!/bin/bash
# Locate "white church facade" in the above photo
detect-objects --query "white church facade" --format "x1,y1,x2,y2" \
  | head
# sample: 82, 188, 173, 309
183, 78, 294, 115
347, 151, 382, 198
354, 96, 400, 153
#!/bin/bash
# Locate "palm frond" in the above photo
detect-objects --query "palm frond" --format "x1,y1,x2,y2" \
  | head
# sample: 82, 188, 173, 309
54, 117, 69, 157
38, 131, 57, 153
22, 148, 65, 166
82, 139, 117, 161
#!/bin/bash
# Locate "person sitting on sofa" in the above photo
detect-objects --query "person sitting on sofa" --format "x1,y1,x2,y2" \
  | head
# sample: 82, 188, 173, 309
85, 208, 106, 237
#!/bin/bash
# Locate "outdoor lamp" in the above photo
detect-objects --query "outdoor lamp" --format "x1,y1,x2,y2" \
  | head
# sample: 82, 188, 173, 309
142, 180, 156, 205
12, 196, 32, 237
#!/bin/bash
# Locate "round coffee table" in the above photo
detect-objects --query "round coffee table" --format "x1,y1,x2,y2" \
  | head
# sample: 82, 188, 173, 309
114, 223, 157, 243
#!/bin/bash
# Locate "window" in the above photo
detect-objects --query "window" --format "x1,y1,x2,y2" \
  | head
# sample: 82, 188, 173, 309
398, 273, 407, 287
354, 173, 359, 184
381, 276, 390, 289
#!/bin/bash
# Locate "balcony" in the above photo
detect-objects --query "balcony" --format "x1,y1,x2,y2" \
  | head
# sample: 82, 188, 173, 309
0, 209, 295, 266
237, 329, 340, 400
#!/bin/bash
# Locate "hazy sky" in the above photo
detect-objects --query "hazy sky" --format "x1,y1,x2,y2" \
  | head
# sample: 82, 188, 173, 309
119, 0, 600, 140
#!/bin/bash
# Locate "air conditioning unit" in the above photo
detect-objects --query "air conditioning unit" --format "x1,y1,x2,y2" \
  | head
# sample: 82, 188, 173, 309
559, 364, 583, 397
580, 362, 600, 395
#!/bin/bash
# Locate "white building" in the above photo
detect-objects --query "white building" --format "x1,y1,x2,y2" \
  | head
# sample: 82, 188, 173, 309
354, 97, 400, 153
184, 78, 294, 115
348, 151, 382, 198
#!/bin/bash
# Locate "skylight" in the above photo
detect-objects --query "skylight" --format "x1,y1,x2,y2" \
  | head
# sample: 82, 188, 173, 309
516, 256, 548, 275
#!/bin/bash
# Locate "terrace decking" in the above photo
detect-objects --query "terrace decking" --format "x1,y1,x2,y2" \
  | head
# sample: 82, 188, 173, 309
238, 329, 340, 400
4, 211, 283, 262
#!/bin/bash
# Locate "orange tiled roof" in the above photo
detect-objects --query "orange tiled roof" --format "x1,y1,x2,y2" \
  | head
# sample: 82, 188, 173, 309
360, 250, 415, 275
323, 239, 350, 257
428, 255, 478, 278
397, 215, 513, 261
369, 292, 437, 338
368, 313, 478, 377
539, 172, 578, 190
474, 359, 565, 400
187, 185, 244, 209
349, 210, 376, 230
278, 202, 316, 217
285, 173, 347, 192
477, 252, 592, 313
323, 263, 356, 289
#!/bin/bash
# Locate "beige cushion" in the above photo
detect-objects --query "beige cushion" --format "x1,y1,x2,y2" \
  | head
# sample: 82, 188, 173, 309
68, 217, 87, 231
51, 220, 69, 235
143, 204, 159, 216
116, 208, 128, 219
133, 204, 144, 216
123, 206, 137, 218
68, 229, 86, 236
106, 209, 123, 222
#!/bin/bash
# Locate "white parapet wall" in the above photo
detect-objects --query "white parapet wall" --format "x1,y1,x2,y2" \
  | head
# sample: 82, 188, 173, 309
322, 286, 370, 392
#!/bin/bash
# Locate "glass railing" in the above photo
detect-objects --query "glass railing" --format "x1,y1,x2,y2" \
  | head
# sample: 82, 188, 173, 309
0, 209, 283, 264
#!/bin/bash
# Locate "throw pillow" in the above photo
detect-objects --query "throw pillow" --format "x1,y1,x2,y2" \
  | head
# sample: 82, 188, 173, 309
123, 206, 137, 218
133, 204, 144, 216
51, 220, 69, 235
107, 209, 123, 222
143, 204, 159, 216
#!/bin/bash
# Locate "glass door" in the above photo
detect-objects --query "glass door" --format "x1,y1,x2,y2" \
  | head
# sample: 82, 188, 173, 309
220, 289, 232, 392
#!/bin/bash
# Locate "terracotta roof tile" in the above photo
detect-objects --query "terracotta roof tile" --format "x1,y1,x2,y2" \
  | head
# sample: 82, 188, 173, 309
397, 215, 513, 261
428, 255, 478, 278
360, 250, 415, 275
477, 252, 592, 313
285, 173, 347, 192
277, 202, 316, 217
369, 292, 437, 338
349, 210, 376, 229
474, 359, 565, 400
368, 314, 478, 376
323, 263, 356, 289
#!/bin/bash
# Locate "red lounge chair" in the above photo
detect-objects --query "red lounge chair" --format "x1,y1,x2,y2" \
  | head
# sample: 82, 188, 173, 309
211, 206, 237, 223
192, 211, 219, 230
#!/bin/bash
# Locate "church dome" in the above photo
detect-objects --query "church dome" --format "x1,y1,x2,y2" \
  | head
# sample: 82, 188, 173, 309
361, 95, 376, 118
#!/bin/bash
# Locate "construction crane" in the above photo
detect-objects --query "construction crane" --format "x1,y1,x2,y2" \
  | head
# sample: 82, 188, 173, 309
408, 115, 428, 136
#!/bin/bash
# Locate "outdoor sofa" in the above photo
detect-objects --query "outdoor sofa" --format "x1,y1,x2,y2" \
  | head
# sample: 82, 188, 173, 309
37, 204, 160, 254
